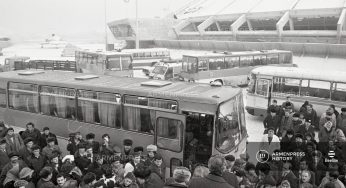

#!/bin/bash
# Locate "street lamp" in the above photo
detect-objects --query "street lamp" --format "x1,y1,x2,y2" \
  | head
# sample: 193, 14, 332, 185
104, 0, 108, 51
124, 0, 139, 49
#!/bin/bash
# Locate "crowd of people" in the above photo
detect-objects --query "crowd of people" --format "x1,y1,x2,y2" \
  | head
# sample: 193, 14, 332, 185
258, 96, 346, 188
0, 121, 252, 188
1, 96, 346, 188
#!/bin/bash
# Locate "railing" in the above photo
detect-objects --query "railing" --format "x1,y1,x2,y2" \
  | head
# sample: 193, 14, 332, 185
14, 60, 77, 72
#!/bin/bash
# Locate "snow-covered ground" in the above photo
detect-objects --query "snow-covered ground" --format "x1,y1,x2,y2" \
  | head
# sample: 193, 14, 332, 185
1, 42, 345, 143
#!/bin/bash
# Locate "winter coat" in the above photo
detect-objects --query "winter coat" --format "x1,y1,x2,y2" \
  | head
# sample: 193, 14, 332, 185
144, 172, 164, 188
5, 134, 24, 153
319, 113, 336, 130
222, 171, 239, 188
303, 109, 319, 128
263, 115, 281, 130
259, 134, 280, 154
21, 128, 41, 145
318, 127, 337, 143
188, 174, 234, 188
337, 113, 346, 135
39, 132, 58, 148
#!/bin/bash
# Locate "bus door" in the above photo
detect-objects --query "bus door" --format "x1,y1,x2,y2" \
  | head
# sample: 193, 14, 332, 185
255, 78, 272, 112
155, 111, 185, 177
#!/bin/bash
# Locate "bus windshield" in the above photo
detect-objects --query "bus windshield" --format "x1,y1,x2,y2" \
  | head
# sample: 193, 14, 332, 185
152, 66, 167, 75
216, 97, 241, 153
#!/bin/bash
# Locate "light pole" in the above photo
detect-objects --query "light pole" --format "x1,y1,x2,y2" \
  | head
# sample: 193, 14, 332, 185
104, 0, 108, 51
135, 0, 139, 49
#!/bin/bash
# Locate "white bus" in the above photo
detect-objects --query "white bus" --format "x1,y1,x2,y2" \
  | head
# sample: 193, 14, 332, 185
179, 50, 294, 87
0, 70, 247, 176
121, 48, 171, 68
246, 66, 346, 117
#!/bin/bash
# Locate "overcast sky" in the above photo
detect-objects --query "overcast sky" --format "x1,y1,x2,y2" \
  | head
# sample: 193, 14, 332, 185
0, 0, 187, 42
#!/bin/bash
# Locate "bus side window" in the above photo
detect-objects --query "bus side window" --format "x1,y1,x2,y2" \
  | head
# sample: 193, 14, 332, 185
166, 67, 173, 79
157, 118, 182, 152
0, 89, 6, 108
332, 83, 346, 102
8, 83, 39, 113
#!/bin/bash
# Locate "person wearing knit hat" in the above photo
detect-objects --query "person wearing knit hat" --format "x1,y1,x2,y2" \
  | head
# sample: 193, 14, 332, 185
19, 167, 34, 180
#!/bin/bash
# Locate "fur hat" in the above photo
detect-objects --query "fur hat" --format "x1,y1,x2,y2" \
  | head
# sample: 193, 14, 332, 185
173, 167, 191, 183
14, 180, 28, 188
146, 144, 157, 152
134, 146, 144, 153
19, 167, 34, 179
62, 155, 75, 163
123, 139, 133, 146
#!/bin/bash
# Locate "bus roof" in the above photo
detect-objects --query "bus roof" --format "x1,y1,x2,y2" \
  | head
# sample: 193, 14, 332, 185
251, 66, 346, 83
76, 50, 131, 56
0, 70, 240, 105
121, 48, 169, 53
5, 56, 30, 60
183, 50, 292, 58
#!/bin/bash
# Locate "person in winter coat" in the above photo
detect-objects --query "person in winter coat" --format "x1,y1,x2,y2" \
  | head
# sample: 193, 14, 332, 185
120, 172, 139, 188
56, 173, 78, 188
337, 108, 346, 135
279, 110, 293, 138
319, 110, 337, 131
5, 128, 24, 153
0, 152, 27, 186
164, 167, 191, 188
303, 104, 318, 130
134, 163, 164, 188
319, 121, 337, 143
263, 109, 281, 135
39, 127, 58, 149
20, 122, 41, 145
280, 129, 296, 152
0, 122, 8, 138
188, 156, 233, 188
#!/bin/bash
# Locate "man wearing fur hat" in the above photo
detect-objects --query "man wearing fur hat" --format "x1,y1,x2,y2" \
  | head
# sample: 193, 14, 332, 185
144, 144, 157, 166
164, 167, 191, 188
0, 152, 27, 186
42, 137, 62, 159
122, 139, 134, 164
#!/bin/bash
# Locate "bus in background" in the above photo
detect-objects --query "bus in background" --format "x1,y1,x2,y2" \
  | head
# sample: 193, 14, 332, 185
179, 50, 293, 87
2, 56, 30, 72
121, 48, 171, 68
246, 66, 346, 117
75, 50, 133, 77
148, 61, 182, 80
2, 56, 76, 72
0, 70, 246, 176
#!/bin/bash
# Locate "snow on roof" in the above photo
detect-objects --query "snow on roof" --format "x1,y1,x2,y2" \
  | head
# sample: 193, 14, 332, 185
293, 0, 345, 10
250, 0, 297, 13
218, 0, 262, 15
251, 66, 346, 83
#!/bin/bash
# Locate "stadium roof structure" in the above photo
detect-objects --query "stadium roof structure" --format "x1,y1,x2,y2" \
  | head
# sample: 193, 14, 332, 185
171, 0, 346, 44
